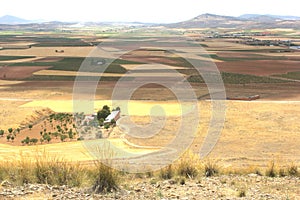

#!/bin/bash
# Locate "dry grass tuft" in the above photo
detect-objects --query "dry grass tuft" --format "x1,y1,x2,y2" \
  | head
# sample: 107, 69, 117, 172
203, 159, 220, 177
175, 151, 200, 178
159, 165, 174, 180
92, 160, 119, 193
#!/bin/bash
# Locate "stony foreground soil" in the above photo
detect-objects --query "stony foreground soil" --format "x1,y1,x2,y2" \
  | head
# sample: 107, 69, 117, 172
0, 175, 299, 199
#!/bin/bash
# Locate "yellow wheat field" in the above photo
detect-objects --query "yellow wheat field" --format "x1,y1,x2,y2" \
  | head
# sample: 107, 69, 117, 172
20, 100, 194, 116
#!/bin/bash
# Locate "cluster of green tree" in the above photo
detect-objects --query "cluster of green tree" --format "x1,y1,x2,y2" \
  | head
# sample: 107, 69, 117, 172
0, 127, 21, 142
21, 113, 77, 146
21, 137, 38, 145
96, 105, 119, 129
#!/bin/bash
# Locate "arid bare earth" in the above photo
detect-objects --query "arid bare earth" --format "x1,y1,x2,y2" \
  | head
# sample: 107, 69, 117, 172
0, 175, 299, 199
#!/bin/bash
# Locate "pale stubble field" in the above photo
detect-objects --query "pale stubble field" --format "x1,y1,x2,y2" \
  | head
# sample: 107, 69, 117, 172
0, 87, 299, 169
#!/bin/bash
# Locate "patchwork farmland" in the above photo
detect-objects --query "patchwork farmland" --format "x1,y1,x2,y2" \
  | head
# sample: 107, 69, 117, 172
0, 24, 299, 199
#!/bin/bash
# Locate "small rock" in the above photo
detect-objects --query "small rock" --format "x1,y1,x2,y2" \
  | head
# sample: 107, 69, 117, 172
248, 173, 258, 177
0, 180, 12, 187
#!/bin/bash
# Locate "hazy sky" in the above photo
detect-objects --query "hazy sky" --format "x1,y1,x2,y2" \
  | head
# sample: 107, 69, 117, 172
0, 0, 299, 23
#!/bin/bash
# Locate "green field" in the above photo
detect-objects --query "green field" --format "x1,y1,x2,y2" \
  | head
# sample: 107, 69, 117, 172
0, 55, 35, 61
8, 57, 141, 74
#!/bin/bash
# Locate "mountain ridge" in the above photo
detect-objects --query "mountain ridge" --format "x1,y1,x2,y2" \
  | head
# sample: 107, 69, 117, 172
0, 15, 31, 24
1, 13, 300, 29
166, 13, 300, 29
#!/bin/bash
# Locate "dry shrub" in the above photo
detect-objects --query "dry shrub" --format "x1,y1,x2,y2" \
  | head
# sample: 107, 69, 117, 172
34, 150, 87, 187
265, 159, 277, 177
92, 160, 119, 193
176, 151, 200, 178
90, 145, 119, 193
159, 164, 174, 180
203, 159, 220, 177
287, 163, 298, 176
0, 150, 88, 187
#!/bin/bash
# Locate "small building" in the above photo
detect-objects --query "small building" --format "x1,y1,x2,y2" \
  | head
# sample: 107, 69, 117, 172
81, 115, 95, 126
104, 110, 120, 123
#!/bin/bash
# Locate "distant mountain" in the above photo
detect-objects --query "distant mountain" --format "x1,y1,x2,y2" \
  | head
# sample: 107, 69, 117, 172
0, 15, 153, 28
166, 13, 245, 28
0, 15, 32, 24
166, 13, 300, 29
240, 14, 300, 21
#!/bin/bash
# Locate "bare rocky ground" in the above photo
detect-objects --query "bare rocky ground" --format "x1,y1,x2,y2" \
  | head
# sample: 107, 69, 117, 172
0, 174, 299, 200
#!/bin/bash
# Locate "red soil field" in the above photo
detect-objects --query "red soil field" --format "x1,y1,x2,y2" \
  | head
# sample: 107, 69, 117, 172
216, 60, 300, 76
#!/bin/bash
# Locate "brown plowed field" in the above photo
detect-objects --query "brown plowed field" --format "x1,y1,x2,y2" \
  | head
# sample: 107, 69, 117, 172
0, 66, 51, 79
216, 60, 300, 76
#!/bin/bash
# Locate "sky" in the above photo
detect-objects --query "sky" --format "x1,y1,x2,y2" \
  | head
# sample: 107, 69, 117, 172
0, 0, 299, 23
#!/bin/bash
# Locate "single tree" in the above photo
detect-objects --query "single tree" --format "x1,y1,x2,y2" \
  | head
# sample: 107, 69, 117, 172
104, 124, 110, 130
28, 124, 33, 130
46, 135, 51, 143
60, 134, 67, 142
25, 137, 30, 144
97, 105, 111, 120
6, 135, 11, 142
98, 118, 104, 127
52, 132, 59, 139
0, 130, 4, 137
8, 128, 13, 134
102, 105, 110, 111
30, 138, 38, 145
68, 129, 73, 139
111, 119, 116, 125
